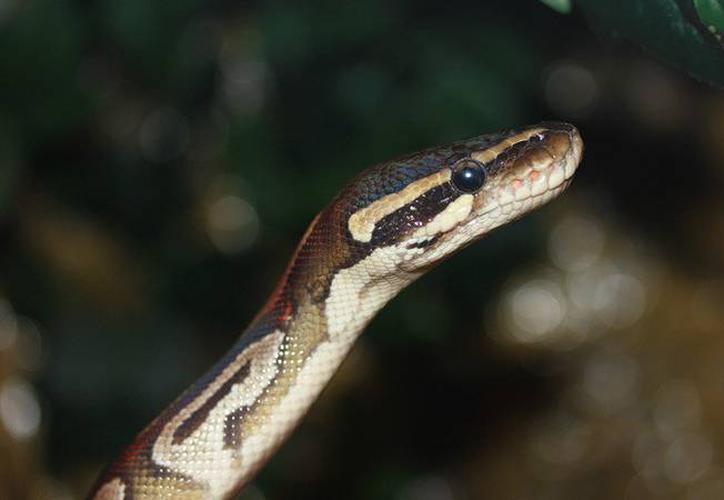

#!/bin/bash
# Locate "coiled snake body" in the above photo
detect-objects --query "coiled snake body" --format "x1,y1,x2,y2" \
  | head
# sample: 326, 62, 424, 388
90, 122, 583, 499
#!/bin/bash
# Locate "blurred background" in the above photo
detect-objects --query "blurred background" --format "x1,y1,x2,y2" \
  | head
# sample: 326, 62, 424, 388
1, 0, 724, 499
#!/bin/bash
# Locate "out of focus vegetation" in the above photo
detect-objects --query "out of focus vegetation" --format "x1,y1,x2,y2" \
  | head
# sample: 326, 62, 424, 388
574, 0, 724, 86
1, 1, 723, 499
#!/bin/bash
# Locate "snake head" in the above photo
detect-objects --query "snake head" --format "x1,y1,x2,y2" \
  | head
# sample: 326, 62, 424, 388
339, 122, 583, 272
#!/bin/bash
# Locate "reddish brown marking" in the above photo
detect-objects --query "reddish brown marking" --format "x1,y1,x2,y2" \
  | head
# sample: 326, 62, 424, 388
278, 300, 294, 323
255, 213, 321, 322
529, 170, 540, 181
511, 179, 523, 190
115, 425, 155, 471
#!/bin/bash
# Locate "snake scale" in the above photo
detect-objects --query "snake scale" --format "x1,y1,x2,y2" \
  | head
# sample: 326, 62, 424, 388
89, 122, 583, 499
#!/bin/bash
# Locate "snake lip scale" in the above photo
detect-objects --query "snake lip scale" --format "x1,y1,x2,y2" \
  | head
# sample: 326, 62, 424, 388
90, 122, 583, 500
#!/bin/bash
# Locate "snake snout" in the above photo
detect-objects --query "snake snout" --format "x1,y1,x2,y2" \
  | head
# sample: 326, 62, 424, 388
532, 122, 583, 183
490, 123, 582, 210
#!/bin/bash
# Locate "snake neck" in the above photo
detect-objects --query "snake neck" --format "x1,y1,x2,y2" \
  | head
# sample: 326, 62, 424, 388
258, 208, 421, 353
93, 208, 419, 500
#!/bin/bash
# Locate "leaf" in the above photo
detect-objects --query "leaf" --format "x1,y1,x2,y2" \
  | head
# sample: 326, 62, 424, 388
575, 0, 724, 87
538, 0, 573, 14
694, 0, 724, 34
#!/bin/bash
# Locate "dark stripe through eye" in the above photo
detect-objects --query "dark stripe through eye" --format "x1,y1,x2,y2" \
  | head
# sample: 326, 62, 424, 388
369, 185, 457, 246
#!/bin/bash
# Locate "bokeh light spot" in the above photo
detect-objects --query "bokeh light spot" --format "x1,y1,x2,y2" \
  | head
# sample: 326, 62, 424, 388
207, 195, 260, 254
592, 272, 647, 328
548, 215, 605, 272
579, 349, 638, 414
653, 381, 702, 438
219, 31, 268, 115
664, 433, 713, 484
544, 62, 599, 119
508, 279, 567, 343
0, 376, 41, 440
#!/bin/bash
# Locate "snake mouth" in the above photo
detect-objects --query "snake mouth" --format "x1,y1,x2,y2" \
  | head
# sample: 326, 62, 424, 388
397, 123, 583, 274
401, 124, 583, 271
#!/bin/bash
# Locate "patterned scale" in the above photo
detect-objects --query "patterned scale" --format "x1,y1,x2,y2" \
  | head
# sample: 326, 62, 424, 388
90, 122, 583, 499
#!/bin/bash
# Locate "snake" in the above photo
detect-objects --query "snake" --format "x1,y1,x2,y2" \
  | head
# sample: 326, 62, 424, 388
89, 121, 583, 499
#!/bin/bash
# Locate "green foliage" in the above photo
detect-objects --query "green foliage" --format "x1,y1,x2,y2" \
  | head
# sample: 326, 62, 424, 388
538, 0, 573, 14
694, 0, 724, 34
0, 0, 88, 139
576, 0, 724, 87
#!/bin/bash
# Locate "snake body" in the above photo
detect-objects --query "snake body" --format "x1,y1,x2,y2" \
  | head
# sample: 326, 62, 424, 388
90, 122, 583, 499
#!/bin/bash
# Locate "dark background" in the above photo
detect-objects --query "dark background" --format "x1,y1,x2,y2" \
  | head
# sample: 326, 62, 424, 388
1, 1, 723, 499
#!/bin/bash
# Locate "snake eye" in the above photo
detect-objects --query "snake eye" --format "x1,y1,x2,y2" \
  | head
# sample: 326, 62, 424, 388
451, 159, 486, 193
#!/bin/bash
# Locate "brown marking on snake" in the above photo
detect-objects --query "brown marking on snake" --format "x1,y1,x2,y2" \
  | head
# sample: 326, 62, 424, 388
256, 213, 322, 323
89, 411, 202, 499
171, 360, 252, 445
369, 184, 457, 246
347, 169, 452, 242
223, 406, 249, 449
